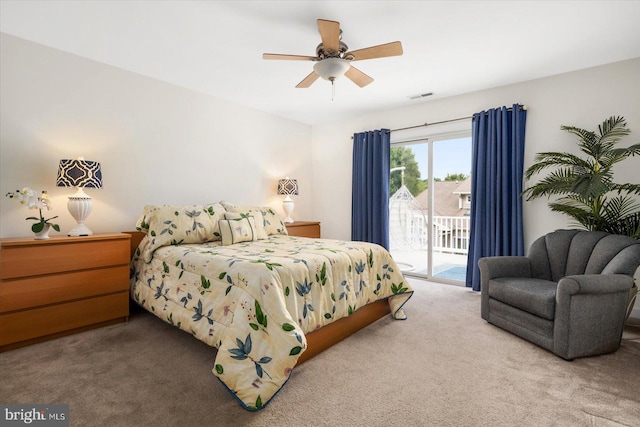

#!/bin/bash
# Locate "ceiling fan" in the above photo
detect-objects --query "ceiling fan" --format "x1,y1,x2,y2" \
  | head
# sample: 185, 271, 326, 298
263, 19, 403, 89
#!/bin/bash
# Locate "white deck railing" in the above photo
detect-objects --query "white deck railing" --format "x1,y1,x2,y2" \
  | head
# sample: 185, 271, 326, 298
432, 216, 470, 255
389, 212, 471, 255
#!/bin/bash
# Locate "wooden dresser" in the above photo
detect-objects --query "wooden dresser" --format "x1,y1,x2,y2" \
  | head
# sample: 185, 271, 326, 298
286, 221, 321, 238
0, 233, 131, 351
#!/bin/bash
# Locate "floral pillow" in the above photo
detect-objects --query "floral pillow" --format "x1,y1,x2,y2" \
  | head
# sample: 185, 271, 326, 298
135, 205, 161, 234
220, 201, 288, 236
224, 212, 267, 240
141, 203, 226, 262
218, 217, 257, 246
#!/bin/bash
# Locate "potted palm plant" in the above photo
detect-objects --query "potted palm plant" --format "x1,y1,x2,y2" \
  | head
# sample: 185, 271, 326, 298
522, 116, 640, 238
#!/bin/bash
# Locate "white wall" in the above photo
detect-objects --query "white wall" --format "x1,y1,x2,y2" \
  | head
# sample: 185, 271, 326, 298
0, 34, 313, 238
311, 58, 640, 244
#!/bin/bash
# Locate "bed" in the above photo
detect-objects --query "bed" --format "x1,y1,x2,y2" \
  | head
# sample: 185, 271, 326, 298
128, 202, 413, 410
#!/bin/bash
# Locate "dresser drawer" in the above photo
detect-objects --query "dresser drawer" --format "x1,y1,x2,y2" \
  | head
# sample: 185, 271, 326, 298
0, 292, 129, 347
0, 265, 129, 313
0, 233, 131, 351
1, 236, 129, 279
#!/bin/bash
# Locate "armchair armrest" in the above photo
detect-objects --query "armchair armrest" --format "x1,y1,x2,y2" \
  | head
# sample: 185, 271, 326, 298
478, 256, 532, 280
479, 256, 532, 320
554, 274, 634, 359
557, 274, 634, 296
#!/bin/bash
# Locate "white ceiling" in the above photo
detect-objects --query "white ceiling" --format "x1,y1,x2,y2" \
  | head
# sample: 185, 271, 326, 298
2, 1, 640, 126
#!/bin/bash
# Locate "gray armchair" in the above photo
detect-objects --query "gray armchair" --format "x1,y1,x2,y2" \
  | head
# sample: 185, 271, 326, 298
480, 229, 640, 360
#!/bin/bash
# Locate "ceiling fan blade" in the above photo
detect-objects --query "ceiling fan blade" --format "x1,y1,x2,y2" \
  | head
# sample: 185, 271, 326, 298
346, 41, 403, 61
263, 53, 317, 61
345, 66, 374, 88
296, 71, 320, 88
317, 19, 340, 53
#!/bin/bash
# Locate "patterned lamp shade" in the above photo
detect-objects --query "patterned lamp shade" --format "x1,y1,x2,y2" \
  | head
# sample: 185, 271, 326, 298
277, 178, 299, 196
56, 158, 102, 237
56, 159, 103, 188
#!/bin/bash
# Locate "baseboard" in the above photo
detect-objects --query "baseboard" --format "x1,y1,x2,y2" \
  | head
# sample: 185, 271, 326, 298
631, 307, 640, 321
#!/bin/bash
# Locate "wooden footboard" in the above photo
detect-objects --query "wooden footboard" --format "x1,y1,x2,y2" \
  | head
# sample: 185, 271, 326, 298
296, 298, 389, 365
124, 231, 390, 365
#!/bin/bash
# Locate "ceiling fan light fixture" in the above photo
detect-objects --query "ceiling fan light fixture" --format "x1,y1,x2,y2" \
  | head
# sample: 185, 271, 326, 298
264, 19, 402, 89
313, 58, 350, 81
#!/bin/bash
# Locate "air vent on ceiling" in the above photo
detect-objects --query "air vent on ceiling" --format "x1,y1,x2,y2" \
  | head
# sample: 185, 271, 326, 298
409, 92, 434, 100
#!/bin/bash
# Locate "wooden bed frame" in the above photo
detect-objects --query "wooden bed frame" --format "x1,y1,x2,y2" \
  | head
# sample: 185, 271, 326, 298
126, 231, 390, 365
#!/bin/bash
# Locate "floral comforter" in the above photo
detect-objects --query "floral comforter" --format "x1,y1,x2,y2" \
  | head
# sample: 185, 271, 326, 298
130, 235, 413, 410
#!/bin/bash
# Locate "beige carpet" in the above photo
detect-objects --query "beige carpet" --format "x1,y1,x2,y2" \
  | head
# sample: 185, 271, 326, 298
1, 279, 639, 427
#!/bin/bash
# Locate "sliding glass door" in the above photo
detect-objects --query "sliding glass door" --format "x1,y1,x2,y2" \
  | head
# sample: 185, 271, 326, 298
389, 133, 471, 284
389, 141, 429, 275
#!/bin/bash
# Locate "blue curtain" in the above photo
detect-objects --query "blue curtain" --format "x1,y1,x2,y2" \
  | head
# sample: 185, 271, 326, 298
352, 129, 390, 249
465, 104, 527, 291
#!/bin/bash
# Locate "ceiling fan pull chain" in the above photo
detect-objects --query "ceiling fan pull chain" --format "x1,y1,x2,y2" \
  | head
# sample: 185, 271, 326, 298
331, 78, 335, 101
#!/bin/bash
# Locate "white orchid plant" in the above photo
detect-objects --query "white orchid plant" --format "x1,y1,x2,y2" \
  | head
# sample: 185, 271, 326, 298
6, 187, 60, 233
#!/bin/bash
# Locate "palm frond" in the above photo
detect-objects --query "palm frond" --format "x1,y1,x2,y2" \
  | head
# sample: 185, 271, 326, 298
561, 193, 593, 205
598, 211, 640, 238
600, 149, 630, 168
612, 183, 640, 196
604, 144, 640, 163
594, 116, 631, 158
566, 117, 629, 161
552, 194, 596, 210
548, 201, 594, 229
598, 116, 630, 141
560, 125, 597, 148
522, 169, 576, 200
563, 125, 605, 159
525, 152, 591, 180
624, 143, 640, 155
571, 171, 613, 199
600, 195, 640, 222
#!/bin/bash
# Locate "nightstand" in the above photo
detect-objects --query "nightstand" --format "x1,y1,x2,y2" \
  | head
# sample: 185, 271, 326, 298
0, 233, 131, 352
286, 221, 321, 238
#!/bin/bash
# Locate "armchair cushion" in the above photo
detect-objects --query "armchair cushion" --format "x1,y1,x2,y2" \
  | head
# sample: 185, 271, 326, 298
489, 277, 557, 320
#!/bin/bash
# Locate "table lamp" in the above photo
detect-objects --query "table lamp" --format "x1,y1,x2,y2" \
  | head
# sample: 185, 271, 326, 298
56, 158, 103, 236
277, 177, 298, 223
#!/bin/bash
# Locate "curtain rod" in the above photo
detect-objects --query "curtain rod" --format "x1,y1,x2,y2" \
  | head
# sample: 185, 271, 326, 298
387, 116, 471, 133
350, 105, 527, 139
386, 105, 527, 134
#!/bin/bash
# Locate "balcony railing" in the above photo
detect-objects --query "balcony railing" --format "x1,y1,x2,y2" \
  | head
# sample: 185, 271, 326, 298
389, 212, 470, 255
432, 216, 470, 255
